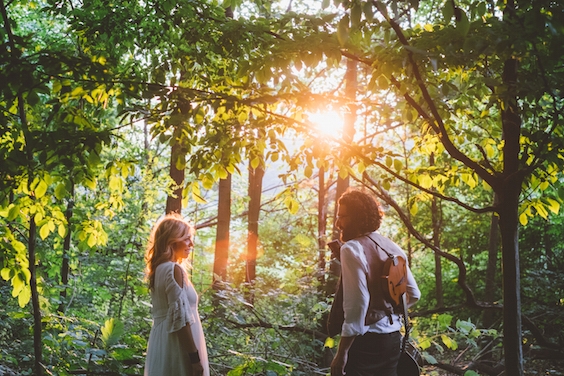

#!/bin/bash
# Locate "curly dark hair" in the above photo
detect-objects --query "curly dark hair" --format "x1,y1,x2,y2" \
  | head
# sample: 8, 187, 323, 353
338, 188, 384, 234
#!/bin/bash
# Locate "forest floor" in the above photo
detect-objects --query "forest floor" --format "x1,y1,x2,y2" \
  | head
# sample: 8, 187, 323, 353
421, 358, 564, 376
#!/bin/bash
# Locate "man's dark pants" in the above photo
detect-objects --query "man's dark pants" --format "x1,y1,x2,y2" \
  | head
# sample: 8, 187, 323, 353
344, 331, 401, 376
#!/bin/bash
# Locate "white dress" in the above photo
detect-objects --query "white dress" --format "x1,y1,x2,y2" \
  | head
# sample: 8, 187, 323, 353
144, 261, 209, 376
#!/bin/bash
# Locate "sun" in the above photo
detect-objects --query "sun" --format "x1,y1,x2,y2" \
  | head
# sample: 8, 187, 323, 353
307, 110, 344, 137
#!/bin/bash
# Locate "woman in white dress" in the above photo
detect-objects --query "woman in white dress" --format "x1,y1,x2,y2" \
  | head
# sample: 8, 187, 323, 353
144, 214, 209, 376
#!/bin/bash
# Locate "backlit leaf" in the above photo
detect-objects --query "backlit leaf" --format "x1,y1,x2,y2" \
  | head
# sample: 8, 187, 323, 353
39, 223, 50, 240
101, 318, 124, 347
519, 212, 528, 226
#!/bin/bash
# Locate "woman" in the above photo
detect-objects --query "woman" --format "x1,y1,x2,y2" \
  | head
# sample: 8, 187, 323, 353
144, 214, 209, 376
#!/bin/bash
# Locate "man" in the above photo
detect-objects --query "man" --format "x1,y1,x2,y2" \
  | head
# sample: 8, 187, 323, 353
330, 188, 421, 376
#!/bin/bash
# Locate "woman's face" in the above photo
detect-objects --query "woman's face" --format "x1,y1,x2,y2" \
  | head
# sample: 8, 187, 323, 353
171, 235, 194, 262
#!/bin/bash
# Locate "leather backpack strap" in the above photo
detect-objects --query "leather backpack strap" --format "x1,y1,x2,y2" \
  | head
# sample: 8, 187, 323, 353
401, 293, 410, 353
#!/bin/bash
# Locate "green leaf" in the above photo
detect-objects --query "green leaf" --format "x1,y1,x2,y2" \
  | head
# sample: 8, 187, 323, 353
101, 318, 124, 347
456, 9, 470, 36
337, 15, 349, 46
422, 352, 437, 364
442, 0, 454, 21
350, 3, 362, 29
464, 371, 480, 376
54, 183, 67, 200
363, 2, 374, 21
438, 313, 452, 329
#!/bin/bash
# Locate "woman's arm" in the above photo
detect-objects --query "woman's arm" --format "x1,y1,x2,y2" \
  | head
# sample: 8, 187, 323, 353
173, 264, 204, 376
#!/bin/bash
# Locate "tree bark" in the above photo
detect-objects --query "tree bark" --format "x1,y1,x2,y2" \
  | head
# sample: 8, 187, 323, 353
317, 166, 327, 287
482, 194, 500, 329
246, 162, 264, 286
430, 153, 444, 308
165, 137, 185, 214
499, 54, 524, 376
29, 215, 43, 376
213, 174, 231, 286
59, 184, 74, 313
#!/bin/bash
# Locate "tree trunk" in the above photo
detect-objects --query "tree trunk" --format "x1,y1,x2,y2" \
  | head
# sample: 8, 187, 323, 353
58, 184, 74, 313
483, 194, 500, 328
165, 137, 185, 214
317, 166, 327, 287
499, 54, 524, 376
213, 174, 231, 286
332, 58, 357, 239
246, 162, 264, 286
430, 153, 444, 308
329, 58, 357, 295
28, 215, 43, 376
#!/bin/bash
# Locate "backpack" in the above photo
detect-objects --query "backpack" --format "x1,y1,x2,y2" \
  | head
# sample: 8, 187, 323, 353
367, 235, 408, 307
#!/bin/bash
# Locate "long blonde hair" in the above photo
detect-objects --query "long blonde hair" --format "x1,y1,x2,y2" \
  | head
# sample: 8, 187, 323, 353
145, 213, 195, 290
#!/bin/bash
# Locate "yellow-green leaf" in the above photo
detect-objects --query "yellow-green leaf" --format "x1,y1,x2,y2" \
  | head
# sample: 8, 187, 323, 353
534, 202, 549, 219
1, 268, 11, 280
546, 198, 560, 214
519, 212, 528, 226
419, 338, 431, 350
87, 234, 97, 248
192, 191, 207, 204
304, 165, 313, 178
58, 224, 67, 238
251, 157, 260, 170
418, 175, 432, 189
394, 159, 403, 172
39, 223, 51, 240
410, 202, 418, 216
324, 337, 335, 348
18, 285, 31, 308
35, 179, 48, 199
12, 275, 23, 297
441, 334, 458, 350
238, 111, 247, 124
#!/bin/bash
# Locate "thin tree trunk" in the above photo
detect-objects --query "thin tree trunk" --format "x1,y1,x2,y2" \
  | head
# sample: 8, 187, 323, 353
246, 162, 264, 287
499, 52, 524, 375
59, 184, 74, 313
317, 166, 327, 287
483, 194, 499, 328
430, 153, 444, 308
213, 174, 231, 287
2, 2, 42, 371
329, 58, 357, 296
29, 215, 43, 376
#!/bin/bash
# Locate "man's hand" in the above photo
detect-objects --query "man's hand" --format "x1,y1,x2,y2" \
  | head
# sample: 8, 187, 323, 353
330, 351, 348, 376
